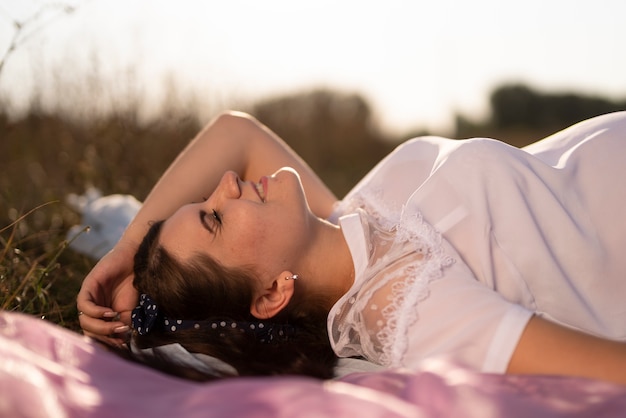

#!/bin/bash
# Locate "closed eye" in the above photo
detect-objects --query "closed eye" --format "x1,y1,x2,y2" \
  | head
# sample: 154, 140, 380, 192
199, 210, 214, 233
212, 209, 222, 225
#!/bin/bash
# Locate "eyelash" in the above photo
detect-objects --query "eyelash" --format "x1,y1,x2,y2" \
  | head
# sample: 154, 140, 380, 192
212, 209, 222, 225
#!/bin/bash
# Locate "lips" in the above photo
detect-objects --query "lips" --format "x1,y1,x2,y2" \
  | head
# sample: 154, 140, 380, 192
260, 176, 268, 201
252, 176, 267, 202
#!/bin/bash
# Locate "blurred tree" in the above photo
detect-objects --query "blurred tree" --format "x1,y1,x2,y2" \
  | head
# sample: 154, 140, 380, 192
251, 89, 394, 196
454, 83, 626, 146
490, 84, 626, 132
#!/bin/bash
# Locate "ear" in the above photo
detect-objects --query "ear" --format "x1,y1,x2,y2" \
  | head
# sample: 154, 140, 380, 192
250, 271, 296, 319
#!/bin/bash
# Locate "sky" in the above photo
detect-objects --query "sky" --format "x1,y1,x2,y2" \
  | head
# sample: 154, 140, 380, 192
1, 0, 626, 134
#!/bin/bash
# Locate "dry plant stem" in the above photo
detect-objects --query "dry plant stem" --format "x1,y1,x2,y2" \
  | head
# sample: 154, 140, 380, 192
1, 203, 60, 310
0, 3, 76, 79
1, 205, 87, 314
5, 231, 85, 312
0, 201, 58, 234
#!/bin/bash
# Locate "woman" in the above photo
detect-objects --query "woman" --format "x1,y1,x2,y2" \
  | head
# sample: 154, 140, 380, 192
77, 110, 626, 384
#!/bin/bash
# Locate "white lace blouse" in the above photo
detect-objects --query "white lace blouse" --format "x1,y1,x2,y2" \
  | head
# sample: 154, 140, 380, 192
327, 111, 626, 373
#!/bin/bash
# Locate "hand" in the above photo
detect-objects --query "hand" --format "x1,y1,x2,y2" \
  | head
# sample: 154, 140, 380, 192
77, 241, 139, 347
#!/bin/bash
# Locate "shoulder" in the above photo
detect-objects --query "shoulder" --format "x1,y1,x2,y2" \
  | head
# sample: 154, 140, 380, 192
337, 137, 460, 207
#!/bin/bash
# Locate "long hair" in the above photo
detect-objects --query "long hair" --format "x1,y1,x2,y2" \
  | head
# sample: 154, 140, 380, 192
131, 220, 337, 381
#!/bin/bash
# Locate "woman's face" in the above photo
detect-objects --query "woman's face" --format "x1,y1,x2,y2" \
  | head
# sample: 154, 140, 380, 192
159, 168, 316, 283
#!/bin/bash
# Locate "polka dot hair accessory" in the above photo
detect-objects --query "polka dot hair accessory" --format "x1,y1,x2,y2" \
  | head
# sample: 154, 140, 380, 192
131, 293, 296, 343
131, 293, 161, 335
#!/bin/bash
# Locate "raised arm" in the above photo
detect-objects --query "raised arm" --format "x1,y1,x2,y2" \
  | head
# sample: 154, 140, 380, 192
507, 315, 626, 386
77, 111, 337, 345
122, 110, 337, 247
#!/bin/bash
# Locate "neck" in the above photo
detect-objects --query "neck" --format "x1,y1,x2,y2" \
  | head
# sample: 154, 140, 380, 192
300, 217, 355, 310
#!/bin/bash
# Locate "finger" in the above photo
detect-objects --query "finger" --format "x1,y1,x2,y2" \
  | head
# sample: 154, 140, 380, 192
76, 297, 117, 320
118, 309, 133, 325
78, 313, 129, 338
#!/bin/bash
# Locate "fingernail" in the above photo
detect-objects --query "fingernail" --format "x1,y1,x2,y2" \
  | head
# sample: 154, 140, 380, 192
103, 311, 118, 318
113, 325, 130, 333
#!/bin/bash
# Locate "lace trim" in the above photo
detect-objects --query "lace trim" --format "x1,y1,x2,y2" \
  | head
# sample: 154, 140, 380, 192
333, 187, 455, 367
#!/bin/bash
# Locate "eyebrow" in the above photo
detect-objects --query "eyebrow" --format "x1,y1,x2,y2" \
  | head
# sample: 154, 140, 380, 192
199, 210, 214, 234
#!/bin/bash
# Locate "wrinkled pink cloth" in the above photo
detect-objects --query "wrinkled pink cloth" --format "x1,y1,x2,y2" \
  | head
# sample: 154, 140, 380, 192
1, 311, 624, 418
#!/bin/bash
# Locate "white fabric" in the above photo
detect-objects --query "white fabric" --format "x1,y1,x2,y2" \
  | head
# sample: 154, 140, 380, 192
130, 341, 239, 377
328, 111, 626, 374
333, 357, 385, 378
66, 188, 141, 259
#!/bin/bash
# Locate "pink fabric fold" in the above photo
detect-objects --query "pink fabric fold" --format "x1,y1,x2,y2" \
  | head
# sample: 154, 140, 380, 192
1, 311, 624, 418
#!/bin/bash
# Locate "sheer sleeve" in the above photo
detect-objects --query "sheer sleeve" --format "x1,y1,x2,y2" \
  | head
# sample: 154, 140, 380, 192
329, 195, 533, 372
329, 196, 455, 367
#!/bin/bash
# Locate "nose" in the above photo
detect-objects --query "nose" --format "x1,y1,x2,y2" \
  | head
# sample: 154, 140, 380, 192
213, 171, 241, 202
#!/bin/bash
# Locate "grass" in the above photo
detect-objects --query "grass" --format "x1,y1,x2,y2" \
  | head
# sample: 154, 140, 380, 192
0, 202, 91, 331
0, 111, 200, 332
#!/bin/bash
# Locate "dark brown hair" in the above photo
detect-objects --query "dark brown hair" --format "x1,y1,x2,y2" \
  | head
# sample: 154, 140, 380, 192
132, 220, 337, 381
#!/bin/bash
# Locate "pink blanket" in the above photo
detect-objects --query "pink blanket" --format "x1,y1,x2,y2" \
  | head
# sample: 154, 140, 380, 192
1, 311, 624, 418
